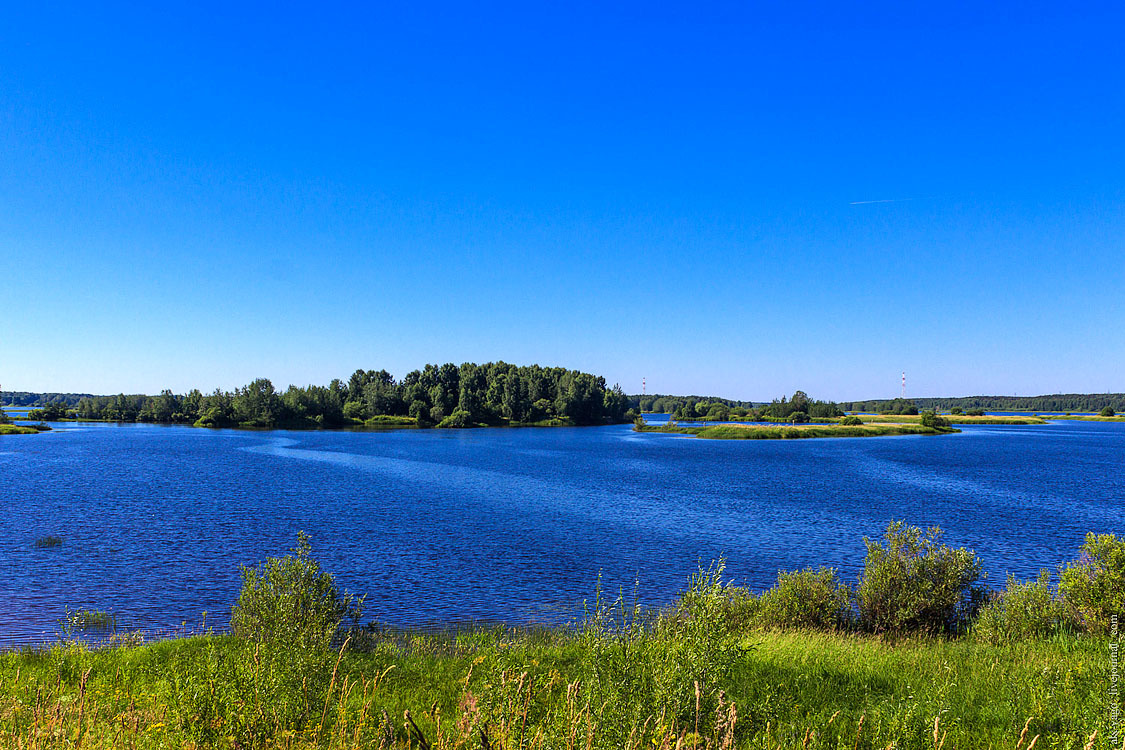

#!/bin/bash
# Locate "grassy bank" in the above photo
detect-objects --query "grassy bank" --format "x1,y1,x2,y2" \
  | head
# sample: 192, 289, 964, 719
0, 627, 1104, 749
848, 414, 1046, 425
0, 423, 50, 435
2, 526, 1118, 748
1044, 415, 1125, 423
636, 422, 955, 439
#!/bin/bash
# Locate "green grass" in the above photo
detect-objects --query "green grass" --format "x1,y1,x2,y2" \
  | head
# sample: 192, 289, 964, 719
846, 414, 1046, 425
0, 626, 1105, 749
361, 414, 419, 428
1044, 415, 1125, 423
0, 424, 44, 435
636, 423, 956, 439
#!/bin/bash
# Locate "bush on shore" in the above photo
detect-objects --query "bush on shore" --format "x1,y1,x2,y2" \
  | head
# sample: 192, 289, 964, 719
972, 571, 1069, 643
855, 522, 984, 634
753, 566, 851, 630
1059, 532, 1125, 635
231, 531, 364, 650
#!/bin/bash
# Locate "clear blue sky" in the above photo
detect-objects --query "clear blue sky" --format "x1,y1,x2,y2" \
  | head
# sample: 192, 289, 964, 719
2, 3, 1122, 401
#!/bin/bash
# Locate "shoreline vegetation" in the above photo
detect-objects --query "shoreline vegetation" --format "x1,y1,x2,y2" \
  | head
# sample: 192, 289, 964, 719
7, 363, 633, 431
1043, 414, 1125, 422
1, 524, 1113, 748
840, 392, 1125, 414
0, 409, 51, 435
850, 413, 1046, 425
0, 423, 51, 435
635, 421, 958, 439
634, 407, 963, 439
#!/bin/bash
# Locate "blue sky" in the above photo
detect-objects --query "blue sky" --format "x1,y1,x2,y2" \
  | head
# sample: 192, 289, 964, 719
2, 3, 1122, 400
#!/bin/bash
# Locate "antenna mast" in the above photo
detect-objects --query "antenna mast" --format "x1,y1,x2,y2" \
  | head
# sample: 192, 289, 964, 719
901, 372, 906, 399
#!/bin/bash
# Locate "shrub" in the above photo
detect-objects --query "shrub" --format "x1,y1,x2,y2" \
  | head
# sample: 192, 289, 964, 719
342, 400, 368, 421
856, 522, 985, 634
840, 415, 863, 426
950, 407, 964, 415
231, 532, 363, 650
755, 567, 851, 630
28, 403, 69, 420
972, 571, 1068, 643
1100, 406, 1116, 417
965, 407, 985, 416
1060, 532, 1125, 635
920, 410, 952, 431
788, 411, 810, 424
657, 561, 745, 724
437, 408, 473, 428
192, 407, 228, 428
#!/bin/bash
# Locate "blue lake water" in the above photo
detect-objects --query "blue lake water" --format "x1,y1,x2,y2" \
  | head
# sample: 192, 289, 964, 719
2, 419, 1123, 645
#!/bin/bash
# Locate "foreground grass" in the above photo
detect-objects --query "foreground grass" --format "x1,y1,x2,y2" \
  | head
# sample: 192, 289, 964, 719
0, 628, 1106, 749
636, 423, 955, 439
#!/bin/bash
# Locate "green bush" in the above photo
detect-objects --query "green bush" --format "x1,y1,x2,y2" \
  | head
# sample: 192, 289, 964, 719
856, 522, 985, 634
950, 407, 964, 415
657, 562, 745, 724
230, 532, 363, 651
840, 415, 863, 426
1100, 406, 1116, 417
575, 562, 745, 737
965, 407, 985, 416
919, 410, 952, 431
192, 406, 227, 428
788, 410, 810, 423
972, 571, 1068, 643
754, 566, 851, 630
436, 408, 473, 428
1060, 532, 1125, 635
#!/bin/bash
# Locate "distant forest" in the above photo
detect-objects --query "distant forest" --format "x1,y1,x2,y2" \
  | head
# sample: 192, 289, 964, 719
8, 386, 1123, 423
630, 391, 844, 421
1, 392, 94, 407
3, 363, 631, 429
628, 394, 757, 415
842, 393, 1125, 413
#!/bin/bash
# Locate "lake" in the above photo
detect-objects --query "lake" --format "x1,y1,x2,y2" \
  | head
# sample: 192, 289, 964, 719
2, 419, 1123, 645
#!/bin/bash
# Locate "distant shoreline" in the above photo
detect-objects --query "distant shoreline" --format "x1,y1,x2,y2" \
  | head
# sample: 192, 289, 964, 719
634, 422, 957, 440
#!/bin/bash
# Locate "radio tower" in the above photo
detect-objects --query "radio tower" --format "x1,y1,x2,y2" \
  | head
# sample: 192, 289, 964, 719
901, 372, 906, 399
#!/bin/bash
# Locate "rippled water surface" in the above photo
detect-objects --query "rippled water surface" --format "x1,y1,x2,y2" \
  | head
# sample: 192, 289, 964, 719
3, 420, 1123, 643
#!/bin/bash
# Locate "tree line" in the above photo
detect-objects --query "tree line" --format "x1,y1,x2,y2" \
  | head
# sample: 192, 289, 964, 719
630, 390, 844, 422
843, 393, 1125, 413
628, 394, 756, 416
1, 391, 94, 407
33, 363, 631, 429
